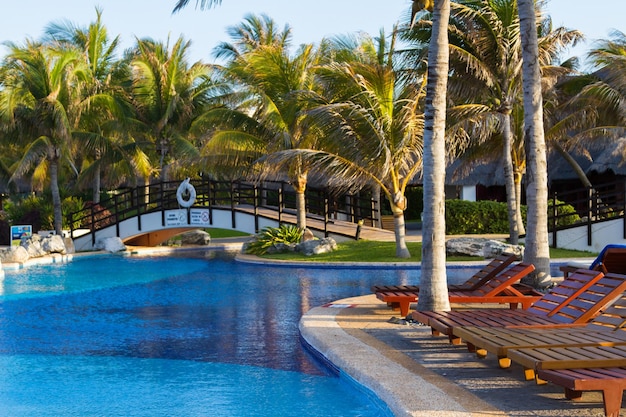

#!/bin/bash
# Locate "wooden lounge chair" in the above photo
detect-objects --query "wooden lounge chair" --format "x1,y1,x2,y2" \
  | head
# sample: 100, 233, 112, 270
536, 367, 626, 417
410, 269, 626, 344
371, 252, 517, 294
506, 345, 626, 416
560, 244, 626, 278
451, 284, 626, 370
376, 262, 541, 316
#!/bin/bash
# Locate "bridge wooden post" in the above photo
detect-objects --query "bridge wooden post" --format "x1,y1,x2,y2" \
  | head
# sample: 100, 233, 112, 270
278, 183, 284, 225
230, 181, 237, 229
324, 193, 329, 237
254, 185, 259, 232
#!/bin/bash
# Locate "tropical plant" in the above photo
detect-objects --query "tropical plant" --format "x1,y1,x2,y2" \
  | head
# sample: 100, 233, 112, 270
43, 8, 147, 203
0, 40, 85, 235
412, 0, 452, 310
406, 0, 581, 245
262, 28, 423, 258
518, 0, 552, 287
195, 15, 322, 230
244, 225, 304, 255
129, 36, 212, 182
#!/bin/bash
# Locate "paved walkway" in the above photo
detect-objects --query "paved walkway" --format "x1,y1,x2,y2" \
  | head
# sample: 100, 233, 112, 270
301, 294, 616, 417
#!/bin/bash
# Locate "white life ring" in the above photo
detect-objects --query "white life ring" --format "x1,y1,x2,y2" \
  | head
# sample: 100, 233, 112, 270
176, 178, 196, 208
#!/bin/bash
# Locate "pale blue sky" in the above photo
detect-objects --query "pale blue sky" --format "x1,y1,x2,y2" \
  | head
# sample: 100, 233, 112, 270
0, 0, 623, 69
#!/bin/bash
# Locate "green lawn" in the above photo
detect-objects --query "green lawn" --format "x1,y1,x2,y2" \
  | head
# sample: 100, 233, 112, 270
259, 240, 597, 263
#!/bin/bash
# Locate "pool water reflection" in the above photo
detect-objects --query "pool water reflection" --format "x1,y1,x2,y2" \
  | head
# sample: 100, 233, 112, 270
0, 255, 479, 416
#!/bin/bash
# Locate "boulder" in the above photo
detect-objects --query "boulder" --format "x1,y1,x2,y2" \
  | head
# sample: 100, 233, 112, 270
41, 235, 67, 254
95, 237, 127, 253
0, 246, 30, 264
21, 235, 48, 258
180, 230, 211, 245
446, 237, 523, 259
297, 237, 337, 256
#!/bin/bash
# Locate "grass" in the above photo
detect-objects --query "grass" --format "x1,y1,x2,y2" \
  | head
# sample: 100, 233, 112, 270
205, 228, 251, 239
258, 239, 597, 263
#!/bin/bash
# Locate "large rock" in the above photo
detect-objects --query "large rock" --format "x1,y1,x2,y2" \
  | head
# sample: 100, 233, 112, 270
41, 235, 67, 254
446, 237, 523, 259
21, 235, 48, 258
180, 230, 211, 245
95, 237, 127, 253
297, 237, 337, 256
0, 246, 30, 264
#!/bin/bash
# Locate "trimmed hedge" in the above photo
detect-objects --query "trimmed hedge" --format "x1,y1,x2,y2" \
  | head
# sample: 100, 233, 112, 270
445, 199, 580, 234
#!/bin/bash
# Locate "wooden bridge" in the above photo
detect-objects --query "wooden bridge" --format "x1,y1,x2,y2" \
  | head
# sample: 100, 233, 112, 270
68, 179, 395, 251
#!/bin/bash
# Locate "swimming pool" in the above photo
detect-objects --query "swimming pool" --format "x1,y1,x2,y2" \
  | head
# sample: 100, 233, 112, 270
0, 254, 479, 416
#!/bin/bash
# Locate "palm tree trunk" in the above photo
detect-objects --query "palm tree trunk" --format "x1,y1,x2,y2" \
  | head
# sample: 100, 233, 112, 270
372, 184, 382, 228
502, 111, 519, 244
552, 141, 593, 188
514, 170, 526, 235
416, 0, 452, 312
294, 172, 308, 229
518, 0, 552, 288
391, 204, 410, 258
92, 163, 101, 204
49, 158, 63, 236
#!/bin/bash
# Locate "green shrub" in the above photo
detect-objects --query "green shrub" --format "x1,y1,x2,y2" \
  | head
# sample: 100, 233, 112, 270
4, 195, 54, 231
548, 199, 581, 227
445, 199, 510, 234
245, 225, 304, 255
445, 198, 580, 234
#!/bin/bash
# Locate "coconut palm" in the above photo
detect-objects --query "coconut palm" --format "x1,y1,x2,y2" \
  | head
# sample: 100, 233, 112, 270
413, 0, 452, 310
277, 28, 424, 258
213, 13, 293, 62
195, 16, 322, 230
129, 36, 212, 182
0, 40, 85, 235
405, 0, 581, 245
43, 8, 148, 203
518, 0, 551, 287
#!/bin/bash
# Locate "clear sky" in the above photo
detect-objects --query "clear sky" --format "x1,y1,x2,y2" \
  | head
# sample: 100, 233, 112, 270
0, 0, 623, 69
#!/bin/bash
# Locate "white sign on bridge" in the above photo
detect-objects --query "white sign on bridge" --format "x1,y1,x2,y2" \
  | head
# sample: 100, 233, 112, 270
190, 209, 210, 227
165, 209, 211, 227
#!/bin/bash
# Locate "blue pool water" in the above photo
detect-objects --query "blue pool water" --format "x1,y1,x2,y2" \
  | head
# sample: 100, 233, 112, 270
0, 255, 479, 416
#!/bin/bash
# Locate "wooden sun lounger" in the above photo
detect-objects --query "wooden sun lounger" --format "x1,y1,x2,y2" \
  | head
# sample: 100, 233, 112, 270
371, 253, 517, 294
376, 263, 540, 316
536, 367, 626, 417
508, 343, 626, 416
410, 269, 625, 344
452, 288, 626, 371
560, 245, 626, 278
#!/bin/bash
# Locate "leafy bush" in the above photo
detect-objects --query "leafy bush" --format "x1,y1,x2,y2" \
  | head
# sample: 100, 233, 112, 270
3, 195, 54, 231
245, 225, 304, 255
445, 199, 511, 234
548, 199, 581, 227
445, 198, 580, 234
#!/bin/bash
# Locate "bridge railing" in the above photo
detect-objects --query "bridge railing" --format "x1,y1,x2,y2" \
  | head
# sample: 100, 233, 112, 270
68, 179, 382, 242
549, 179, 626, 247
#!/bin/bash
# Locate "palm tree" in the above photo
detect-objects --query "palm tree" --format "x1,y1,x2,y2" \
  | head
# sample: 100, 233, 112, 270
517, 0, 551, 287
407, 0, 580, 245
0, 40, 85, 235
195, 16, 321, 230
277, 29, 423, 258
129, 36, 212, 182
414, 0, 452, 310
43, 8, 143, 203
213, 13, 293, 62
